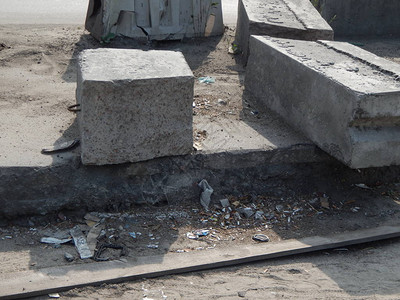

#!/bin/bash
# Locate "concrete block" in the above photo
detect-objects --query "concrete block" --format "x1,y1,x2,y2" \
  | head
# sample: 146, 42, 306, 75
235, 0, 333, 64
245, 35, 400, 168
76, 48, 194, 165
317, 0, 400, 38
85, 0, 224, 41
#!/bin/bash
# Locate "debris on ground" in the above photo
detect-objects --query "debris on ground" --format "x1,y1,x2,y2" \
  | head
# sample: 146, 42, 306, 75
252, 234, 270, 242
40, 237, 72, 245
198, 76, 215, 84
64, 252, 75, 262
355, 183, 372, 190
198, 179, 214, 211
70, 225, 92, 259
41, 139, 80, 154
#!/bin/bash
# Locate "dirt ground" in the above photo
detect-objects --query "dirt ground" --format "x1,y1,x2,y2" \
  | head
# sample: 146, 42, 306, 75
1, 25, 400, 299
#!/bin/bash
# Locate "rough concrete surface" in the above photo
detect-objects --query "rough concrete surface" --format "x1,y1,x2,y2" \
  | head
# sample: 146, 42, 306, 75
318, 0, 400, 38
245, 35, 400, 169
85, 0, 224, 41
77, 49, 194, 165
235, 0, 333, 64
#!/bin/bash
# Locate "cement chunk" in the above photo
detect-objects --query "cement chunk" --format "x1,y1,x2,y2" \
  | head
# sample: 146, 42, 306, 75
235, 0, 333, 64
76, 49, 194, 165
245, 36, 400, 168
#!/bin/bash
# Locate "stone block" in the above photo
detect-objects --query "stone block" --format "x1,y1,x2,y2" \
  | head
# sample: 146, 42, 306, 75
245, 35, 400, 168
235, 0, 333, 64
318, 0, 400, 38
85, 0, 224, 41
76, 48, 194, 165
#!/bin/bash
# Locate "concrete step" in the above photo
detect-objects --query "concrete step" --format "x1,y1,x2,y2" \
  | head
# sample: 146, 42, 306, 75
245, 35, 400, 169
235, 0, 333, 64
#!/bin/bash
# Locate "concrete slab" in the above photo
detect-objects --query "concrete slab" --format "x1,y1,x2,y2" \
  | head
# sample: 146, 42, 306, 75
85, 0, 224, 41
318, 0, 400, 38
235, 0, 333, 64
77, 49, 194, 165
0, 0, 238, 26
245, 35, 400, 168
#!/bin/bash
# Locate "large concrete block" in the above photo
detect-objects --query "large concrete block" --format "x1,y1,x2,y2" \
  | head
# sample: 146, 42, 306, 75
245, 35, 400, 168
235, 0, 333, 64
317, 0, 400, 38
85, 0, 224, 41
76, 48, 194, 165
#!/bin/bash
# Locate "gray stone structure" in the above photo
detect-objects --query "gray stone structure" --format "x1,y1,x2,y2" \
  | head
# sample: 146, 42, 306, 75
317, 0, 400, 38
245, 35, 400, 168
76, 48, 194, 165
235, 0, 333, 64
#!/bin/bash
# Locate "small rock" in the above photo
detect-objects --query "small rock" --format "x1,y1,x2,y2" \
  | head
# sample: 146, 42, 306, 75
254, 211, 264, 220
64, 252, 74, 262
238, 291, 246, 297
217, 99, 227, 106
219, 198, 230, 208
242, 207, 254, 218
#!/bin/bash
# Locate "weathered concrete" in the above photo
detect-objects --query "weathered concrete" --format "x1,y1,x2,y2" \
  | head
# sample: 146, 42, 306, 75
235, 0, 333, 64
77, 48, 194, 165
245, 35, 400, 169
85, 0, 224, 41
317, 0, 400, 38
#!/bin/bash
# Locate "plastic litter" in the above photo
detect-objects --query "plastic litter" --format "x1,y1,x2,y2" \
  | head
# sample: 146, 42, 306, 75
187, 229, 210, 240
198, 179, 214, 211
355, 183, 372, 190
129, 232, 137, 239
70, 225, 92, 259
40, 237, 72, 244
41, 139, 80, 154
48, 293, 60, 298
198, 76, 215, 84
252, 234, 270, 242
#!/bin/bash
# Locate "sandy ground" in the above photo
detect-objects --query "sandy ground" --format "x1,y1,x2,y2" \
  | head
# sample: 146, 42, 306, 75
1, 25, 400, 299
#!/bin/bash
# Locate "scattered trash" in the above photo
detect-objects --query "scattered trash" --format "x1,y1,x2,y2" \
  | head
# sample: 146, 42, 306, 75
86, 223, 104, 256
228, 43, 240, 55
129, 232, 137, 239
187, 229, 210, 240
147, 244, 159, 249
4, 235, 12, 239
219, 198, 230, 208
198, 76, 215, 84
94, 243, 126, 261
40, 237, 72, 244
67, 103, 81, 112
275, 205, 284, 213
48, 293, 60, 298
250, 110, 259, 115
198, 179, 214, 211
252, 234, 270, 242
320, 197, 330, 209
41, 139, 80, 154
355, 183, 372, 190
70, 226, 92, 259
351, 207, 361, 213
64, 252, 75, 262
